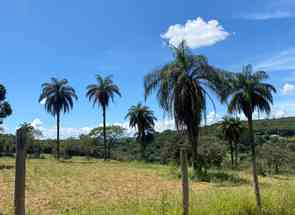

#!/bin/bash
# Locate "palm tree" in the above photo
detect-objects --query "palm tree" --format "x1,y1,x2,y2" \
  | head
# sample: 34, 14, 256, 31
125, 103, 157, 160
144, 41, 227, 174
39, 78, 77, 159
86, 75, 121, 160
224, 64, 276, 209
220, 116, 244, 169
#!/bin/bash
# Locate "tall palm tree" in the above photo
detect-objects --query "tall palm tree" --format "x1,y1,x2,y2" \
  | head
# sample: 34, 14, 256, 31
125, 103, 157, 160
86, 75, 121, 160
220, 116, 244, 169
224, 64, 276, 209
144, 41, 227, 174
39, 78, 77, 159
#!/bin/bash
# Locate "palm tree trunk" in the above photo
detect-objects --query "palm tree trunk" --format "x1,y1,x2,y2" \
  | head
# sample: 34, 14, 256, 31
140, 131, 145, 161
190, 127, 201, 175
56, 112, 60, 160
248, 116, 262, 209
108, 140, 111, 160
180, 147, 189, 215
229, 140, 234, 169
234, 141, 239, 168
103, 106, 107, 161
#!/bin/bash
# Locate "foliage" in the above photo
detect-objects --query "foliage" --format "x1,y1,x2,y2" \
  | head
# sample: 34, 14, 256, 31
257, 137, 295, 174
89, 125, 126, 139
0, 84, 12, 130
89, 125, 126, 159
125, 103, 156, 160
219, 116, 244, 168
39, 78, 78, 116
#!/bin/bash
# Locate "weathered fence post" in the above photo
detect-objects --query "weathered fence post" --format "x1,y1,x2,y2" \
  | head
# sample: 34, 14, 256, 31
180, 144, 189, 215
14, 128, 27, 215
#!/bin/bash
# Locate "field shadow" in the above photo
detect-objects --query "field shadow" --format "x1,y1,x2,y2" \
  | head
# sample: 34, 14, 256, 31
0, 165, 14, 170
194, 171, 250, 187
59, 160, 98, 164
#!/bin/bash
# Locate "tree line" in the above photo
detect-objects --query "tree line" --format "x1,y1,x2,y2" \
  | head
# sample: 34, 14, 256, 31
0, 40, 278, 211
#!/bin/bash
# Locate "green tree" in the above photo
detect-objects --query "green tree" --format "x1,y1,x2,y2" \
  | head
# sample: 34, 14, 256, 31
125, 103, 156, 160
86, 75, 121, 160
225, 64, 276, 209
0, 84, 12, 128
144, 41, 226, 174
89, 125, 126, 159
0, 85, 13, 154
39, 78, 77, 159
219, 116, 244, 168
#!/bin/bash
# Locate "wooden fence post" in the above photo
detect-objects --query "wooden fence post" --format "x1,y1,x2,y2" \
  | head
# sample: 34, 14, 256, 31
180, 145, 189, 215
14, 128, 27, 215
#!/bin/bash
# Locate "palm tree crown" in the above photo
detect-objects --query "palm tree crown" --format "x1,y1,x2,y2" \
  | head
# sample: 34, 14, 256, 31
227, 65, 276, 118
144, 41, 226, 172
39, 78, 78, 116
125, 103, 157, 159
126, 103, 157, 139
86, 75, 121, 108
220, 116, 243, 144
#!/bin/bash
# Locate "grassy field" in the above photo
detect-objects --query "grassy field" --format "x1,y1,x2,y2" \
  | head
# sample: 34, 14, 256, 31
1, 157, 295, 215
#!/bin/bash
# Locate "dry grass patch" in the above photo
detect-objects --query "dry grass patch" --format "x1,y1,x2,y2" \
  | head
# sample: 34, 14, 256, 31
1, 157, 295, 215
0, 157, 208, 215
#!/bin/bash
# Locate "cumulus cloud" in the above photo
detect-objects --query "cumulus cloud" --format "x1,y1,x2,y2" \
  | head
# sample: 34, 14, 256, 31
31, 118, 43, 129
161, 17, 230, 49
282, 83, 295, 95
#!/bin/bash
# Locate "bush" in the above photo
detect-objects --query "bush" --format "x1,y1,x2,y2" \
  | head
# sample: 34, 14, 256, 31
257, 140, 295, 174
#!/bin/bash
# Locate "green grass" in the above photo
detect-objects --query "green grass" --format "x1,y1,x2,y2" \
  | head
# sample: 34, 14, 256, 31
1, 156, 295, 215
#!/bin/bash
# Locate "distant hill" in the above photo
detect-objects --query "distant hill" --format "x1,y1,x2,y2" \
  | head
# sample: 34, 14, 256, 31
202, 117, 295, 137
253, 117, 295, 130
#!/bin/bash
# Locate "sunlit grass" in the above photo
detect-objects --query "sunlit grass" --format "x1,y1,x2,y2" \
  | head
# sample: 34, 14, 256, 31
1, 156, 295, 215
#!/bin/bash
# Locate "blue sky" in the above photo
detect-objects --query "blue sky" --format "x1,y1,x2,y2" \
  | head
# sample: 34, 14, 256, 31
1, 0, 295, 138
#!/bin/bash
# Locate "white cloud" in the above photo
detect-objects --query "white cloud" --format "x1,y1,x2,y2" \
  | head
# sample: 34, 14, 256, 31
282, 83, 295, 95
161, 17, 230, 49
155, 119, 175, 132
241, 10, 293, 20
28, 118, 176, 139
271, 109, 287, 119
256, 48, 295, 71
114, 119, 176, 136
30, 118, 93, 139
207, 111, 220, 124
31, 118, 43, 129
